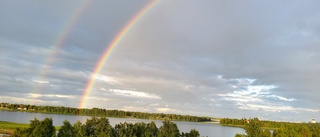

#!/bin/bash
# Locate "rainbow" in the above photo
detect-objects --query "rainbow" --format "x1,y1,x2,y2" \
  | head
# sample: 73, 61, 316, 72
33, 1, 93, 94
79, 0, 158, 108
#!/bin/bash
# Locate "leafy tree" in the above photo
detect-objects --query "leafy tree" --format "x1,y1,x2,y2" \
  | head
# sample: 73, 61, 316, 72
144, 121, 158, 137
58, 120, 75, 137
234, 134, 246, 137
83, 117, 115, 137
158, 120, 180, 137
13, 116, 201, 137
182, 129, 200, 137
244, 118, 263, 137
13, 128, 29, 137
13, 118, 56, 137
73, 121, 86, 137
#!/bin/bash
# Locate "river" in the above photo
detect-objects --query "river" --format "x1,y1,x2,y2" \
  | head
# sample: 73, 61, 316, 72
0, 110, 244, 136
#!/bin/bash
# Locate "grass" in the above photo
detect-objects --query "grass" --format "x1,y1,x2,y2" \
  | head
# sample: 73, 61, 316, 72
0, 121, 60, 135
0, 121, 29, 130
0, 121, 29, 135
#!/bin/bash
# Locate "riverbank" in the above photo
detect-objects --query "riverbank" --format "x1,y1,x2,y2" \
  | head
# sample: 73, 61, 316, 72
0, 103, 212, 123
221, 124, 278, 131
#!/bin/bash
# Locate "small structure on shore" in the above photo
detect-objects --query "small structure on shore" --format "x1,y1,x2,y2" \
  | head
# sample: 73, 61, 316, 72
311, 117, 316, 123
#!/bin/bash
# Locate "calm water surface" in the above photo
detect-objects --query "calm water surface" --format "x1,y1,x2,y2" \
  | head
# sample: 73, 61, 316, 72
0, 110, 244, 137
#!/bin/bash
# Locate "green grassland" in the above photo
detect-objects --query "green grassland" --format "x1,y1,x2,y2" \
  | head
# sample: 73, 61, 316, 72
0, 121, 60, 135
0, 121, 29, 130
0, 121, 28, 135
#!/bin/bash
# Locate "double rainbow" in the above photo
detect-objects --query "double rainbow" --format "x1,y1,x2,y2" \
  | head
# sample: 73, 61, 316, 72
33, 0, 93, 94
79, 0, 158, 108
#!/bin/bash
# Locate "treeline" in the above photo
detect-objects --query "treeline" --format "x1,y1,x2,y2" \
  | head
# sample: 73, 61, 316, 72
0, 102, 211, 122
13, 117, 200, 137
220, 118, 247, 126
220, 118, 320, 137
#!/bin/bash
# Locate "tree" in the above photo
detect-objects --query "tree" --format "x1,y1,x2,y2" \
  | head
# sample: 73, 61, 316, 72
13, 118, 56, 137
244, 118, 270, 137
84, 117, 115, 137
188, 129, 200, 137
144, 121, 158, 137
158, 120, 180, 137
182, 129, 200, 137
73, 121, 86, 137
244, 118, 262, 137
58, 120, 75, 137
34, 118, 56, 137
234, 134, 246, 137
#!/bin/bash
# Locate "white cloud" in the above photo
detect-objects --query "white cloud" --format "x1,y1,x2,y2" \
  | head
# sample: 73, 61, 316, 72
0, 95, 60, 105
266, 95, 296, 102
106, 89, 161, 99
33, 80, 50, 84
218, 78, 298, 115
121, 106, 151, 112
50, 84, 58, 87
94, 74, 119, 85
14, 78, 29, 83
156, 107, 180, 113
86, 96, 110, 102
218, 93, 262, 102
28, 93, 74, 99
238, 103, 319, 112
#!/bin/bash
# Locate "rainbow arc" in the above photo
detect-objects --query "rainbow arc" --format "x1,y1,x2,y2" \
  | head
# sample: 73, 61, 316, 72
79, 0, 158, 108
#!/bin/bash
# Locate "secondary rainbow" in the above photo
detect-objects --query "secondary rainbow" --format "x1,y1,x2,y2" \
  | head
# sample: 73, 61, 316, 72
79, 0, 158, 108
33, 1, 93, 94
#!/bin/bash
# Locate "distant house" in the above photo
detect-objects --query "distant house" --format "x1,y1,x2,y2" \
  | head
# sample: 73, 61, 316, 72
311, 117, 316, 123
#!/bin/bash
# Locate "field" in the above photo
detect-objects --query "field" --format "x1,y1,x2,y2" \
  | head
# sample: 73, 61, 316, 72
0, 121, 28, 135
0, 121, 60, 135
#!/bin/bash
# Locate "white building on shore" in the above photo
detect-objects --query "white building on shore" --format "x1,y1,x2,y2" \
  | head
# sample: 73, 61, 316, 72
311, 117, 316, 123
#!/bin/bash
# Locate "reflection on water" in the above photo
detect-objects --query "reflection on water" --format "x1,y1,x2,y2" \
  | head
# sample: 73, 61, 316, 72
0, 110, 244, 137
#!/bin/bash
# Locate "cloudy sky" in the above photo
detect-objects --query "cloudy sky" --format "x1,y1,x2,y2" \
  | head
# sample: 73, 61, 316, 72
1, 0, 320, 122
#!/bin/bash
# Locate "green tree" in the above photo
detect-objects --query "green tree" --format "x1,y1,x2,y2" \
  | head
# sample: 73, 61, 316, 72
244, 118, 262, 137
36, 118, 56, 137
73, 121, 86, 137
188, 129, 200, 137
58, 120, 75, 137
144, 121, 158, 137
158, 120, 180, 137
13, 118, 56, 137
234, 134, 246, 137
182, 129, 200, 137
84, 117, 115, 137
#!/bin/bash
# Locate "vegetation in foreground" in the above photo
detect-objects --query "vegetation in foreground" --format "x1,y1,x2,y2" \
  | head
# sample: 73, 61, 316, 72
0, 102, 211, 122
0, 121, 60, 136
220, 118, 320, 137
12, 117, 200, 137
0, 121, 29, 135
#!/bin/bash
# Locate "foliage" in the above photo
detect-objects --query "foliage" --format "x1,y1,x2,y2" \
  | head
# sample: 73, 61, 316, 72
0, 102, 211, 122
222, 117, 320, 137
58, 120, 75, 137
158, 120, 180, 137
181, 129, 200, 137
13, 118, 55, 137
13, 117, 201, 137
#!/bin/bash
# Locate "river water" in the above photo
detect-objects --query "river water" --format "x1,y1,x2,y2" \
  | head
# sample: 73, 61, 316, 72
0, 110, 244, 137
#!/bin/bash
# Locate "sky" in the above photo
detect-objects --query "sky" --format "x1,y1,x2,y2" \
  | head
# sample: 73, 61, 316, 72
1, 0, 320, 122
